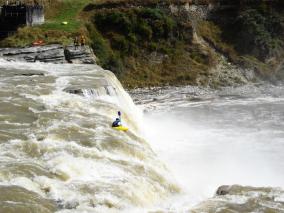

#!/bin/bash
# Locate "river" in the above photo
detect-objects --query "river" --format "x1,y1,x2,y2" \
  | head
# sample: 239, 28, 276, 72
0, 60, 284, 212
132, 84, 284, 211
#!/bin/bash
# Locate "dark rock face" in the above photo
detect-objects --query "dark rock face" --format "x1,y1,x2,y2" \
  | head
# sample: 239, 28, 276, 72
63, 88, 84, 95
64, 45, 97, 64
216, 185, 231, 195
0, 44, 97, 64
63, 86, 117, 97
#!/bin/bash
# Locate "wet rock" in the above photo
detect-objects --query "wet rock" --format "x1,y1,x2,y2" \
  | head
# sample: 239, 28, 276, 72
64, 86, 117, 97
16, 73, 45, 76
192, 185, 284, 213
64, 201, 79, 209
63, 88, 84, 95
189, 97, 203, 101
56, 200, 79, 210
216, 185, 231, 195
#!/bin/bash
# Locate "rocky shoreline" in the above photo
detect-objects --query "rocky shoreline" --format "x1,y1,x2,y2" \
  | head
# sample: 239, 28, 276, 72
0, 44, 97, 64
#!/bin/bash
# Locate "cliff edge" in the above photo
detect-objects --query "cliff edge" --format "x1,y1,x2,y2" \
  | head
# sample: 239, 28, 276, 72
0, 44, 97, 64
0, 0, 283, 88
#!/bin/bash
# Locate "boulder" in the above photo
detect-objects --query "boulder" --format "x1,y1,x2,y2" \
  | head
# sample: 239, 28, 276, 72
216, 185, 231, 195
64, 45, 97, 64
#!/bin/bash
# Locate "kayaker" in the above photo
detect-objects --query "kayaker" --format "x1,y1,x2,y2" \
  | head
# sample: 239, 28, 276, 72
112, 118, 121, 127
112, 111, 122, 127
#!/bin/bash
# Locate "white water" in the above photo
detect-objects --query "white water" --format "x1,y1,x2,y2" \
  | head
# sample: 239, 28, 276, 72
138, 85, 284, 209
1, 59, 284, 212
0, 61, 179, 212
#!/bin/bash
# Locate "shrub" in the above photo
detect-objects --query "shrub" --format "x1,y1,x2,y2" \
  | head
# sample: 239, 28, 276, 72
94, 12, 133, 36
225, 8, 284, 61
135, 21, 152, 40
87, 23, 123, 74
91, 7, 179, 55
139, 8, 163, 20
109, 33, 129, 53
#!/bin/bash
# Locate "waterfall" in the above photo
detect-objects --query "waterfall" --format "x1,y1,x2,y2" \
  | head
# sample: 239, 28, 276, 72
0, 61, 180, 212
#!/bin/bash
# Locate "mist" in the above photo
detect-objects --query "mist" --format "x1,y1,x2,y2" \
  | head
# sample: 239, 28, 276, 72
142, 95, 284, 206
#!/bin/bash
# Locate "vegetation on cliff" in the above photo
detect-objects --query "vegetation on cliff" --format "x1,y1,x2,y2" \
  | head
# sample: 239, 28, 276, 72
0, 0, 283, 87
86, 7, 213, 86
85, 1, 219, 87
202, 2, 284, 79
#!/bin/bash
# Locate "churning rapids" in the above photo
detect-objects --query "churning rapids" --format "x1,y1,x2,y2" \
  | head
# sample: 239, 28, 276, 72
0, 60, 284, 213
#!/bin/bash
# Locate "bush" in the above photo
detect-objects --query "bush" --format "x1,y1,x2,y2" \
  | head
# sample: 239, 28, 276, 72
86, 24, 123, 74
87, 6, 193, 81
164, 17, 176, 38
139, 8, 163, 20
92, 8, 178, 51
109, 33, 129, 53
94, 12, 133, 36
135, 20, 152, 40
225, 9, 284, 60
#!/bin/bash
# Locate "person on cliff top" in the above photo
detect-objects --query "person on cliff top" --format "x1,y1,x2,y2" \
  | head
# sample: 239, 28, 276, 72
74, 36, 79, 50
80, 35, 86, 47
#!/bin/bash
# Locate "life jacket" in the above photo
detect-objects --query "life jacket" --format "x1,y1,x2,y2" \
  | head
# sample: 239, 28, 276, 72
112, 119, 121, 127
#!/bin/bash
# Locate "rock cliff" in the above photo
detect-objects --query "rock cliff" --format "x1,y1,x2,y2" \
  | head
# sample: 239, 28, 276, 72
0, 44, 97, 64
82, 0, 284, 87
0, 0, 283, 87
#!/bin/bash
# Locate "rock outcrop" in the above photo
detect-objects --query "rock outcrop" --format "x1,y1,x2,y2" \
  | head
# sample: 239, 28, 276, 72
0, 44, 97, 64
82, 0, 284, 87
64, 46, 97, 64
191, 185, 284, 212
216, 185, 231, 195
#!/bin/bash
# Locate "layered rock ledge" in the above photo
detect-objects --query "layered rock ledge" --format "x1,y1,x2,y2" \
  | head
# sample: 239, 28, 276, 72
0, 44, 97, 64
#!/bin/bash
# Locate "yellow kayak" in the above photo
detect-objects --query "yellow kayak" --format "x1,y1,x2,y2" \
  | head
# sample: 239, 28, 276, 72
112, 126, 128, 131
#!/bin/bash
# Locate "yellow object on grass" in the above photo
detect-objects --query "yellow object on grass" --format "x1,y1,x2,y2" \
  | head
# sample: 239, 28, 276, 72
62, 21, 68, 25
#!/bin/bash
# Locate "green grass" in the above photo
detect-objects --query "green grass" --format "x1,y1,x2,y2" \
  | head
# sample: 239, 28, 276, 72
0, 0, 93, 47
40, 0, 92, 33
0, 27, 73, 47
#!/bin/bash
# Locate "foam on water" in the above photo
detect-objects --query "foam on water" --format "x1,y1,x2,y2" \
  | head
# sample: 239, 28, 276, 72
136, 84, 284, 210
0, 61, 179, 212
1, 59, 284, 212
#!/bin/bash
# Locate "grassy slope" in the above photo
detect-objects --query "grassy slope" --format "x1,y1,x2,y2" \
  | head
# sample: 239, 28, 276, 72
41, 0, 92, 32
0, 0, 92, 47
